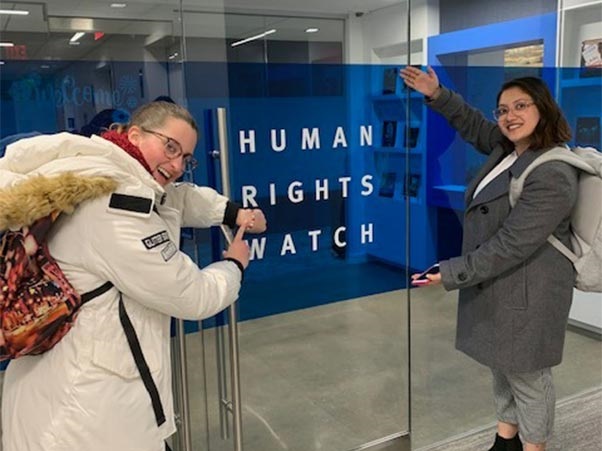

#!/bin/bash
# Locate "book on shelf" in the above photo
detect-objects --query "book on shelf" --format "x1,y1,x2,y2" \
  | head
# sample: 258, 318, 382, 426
404, 126, 420, 148
576, 117, 601, 149
382, 68, 398, 94
403, 173, 421, 198
378, 172, 397, 198
580, 38, 602, 78
382, 121, 397, 147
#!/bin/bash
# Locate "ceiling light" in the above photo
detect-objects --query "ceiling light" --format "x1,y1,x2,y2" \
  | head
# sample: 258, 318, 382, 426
305, 28, 319, 33
0, 9, 30, 15
0, 61, 5, 65
0, 42, 15, 47
231, 29, 276, 48
110, 3, 127, 8
70, 32, 85, 43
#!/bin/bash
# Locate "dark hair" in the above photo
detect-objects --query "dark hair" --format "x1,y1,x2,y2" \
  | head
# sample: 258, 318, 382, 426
80, 109, 130, 137
496, 77, 571, 150
153, 95, 176, 104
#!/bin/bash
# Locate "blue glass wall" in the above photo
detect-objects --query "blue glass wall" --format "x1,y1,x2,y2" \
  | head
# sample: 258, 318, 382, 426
2, 54, 600, 324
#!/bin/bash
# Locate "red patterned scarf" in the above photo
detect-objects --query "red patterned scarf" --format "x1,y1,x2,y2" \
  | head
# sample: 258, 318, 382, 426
101, 130, 153, 175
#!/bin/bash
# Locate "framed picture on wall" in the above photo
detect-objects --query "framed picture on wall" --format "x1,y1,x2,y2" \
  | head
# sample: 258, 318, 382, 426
503, 43, 544, 79
503, 43, 544, 67
580, 38, 602, 77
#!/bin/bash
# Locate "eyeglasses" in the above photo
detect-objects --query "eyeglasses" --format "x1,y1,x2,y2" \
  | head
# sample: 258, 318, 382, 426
141, 127, 198, 171
493, 101, 535, 121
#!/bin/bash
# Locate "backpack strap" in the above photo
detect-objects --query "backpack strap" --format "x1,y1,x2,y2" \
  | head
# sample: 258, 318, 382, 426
547, 234, 578, 264
81, 281, 114, 303
118, 293, 166, 427
509, 146, 596, 207
508, 146, 595, 262
82, 281, 166, 428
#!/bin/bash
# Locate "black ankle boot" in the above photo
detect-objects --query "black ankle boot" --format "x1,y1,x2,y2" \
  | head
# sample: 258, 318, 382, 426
507, 434, 523, 451
488, 433, 523, 451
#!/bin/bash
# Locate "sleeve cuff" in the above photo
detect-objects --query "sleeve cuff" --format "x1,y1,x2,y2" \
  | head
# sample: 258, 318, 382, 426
223, 201, 240, 228
224, 257, 245, 282
426, 85, 452, 107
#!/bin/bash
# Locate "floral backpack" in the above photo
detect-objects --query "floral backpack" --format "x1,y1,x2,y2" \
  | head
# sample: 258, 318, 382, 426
0, 173, 116, 360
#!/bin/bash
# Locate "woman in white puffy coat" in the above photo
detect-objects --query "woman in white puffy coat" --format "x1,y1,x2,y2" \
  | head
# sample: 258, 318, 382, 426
0, 101, 266, 451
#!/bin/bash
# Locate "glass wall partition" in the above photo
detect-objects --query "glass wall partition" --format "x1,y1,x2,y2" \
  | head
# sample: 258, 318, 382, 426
180, 2, 417, 450
410, 0, 602, 448
1, 1, 417, 451
3, 1, 599, 450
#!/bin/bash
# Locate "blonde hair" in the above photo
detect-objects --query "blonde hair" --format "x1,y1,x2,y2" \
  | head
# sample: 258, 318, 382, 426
110, 101, 198, 134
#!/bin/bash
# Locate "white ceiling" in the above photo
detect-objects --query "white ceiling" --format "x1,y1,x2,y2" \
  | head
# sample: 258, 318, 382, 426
0, 0, 405, 61
0, 1, 406, 38
1, 0, 404, 25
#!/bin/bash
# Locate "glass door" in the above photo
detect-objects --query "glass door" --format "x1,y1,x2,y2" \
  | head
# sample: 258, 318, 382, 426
179, 2, 416, 450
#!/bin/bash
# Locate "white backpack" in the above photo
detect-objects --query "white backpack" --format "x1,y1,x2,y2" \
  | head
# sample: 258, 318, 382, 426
509, 146, 602, 293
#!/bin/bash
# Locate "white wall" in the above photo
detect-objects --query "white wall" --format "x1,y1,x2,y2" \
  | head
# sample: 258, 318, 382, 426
570, 291, 602, 333
561, 2, 602, 67
345, 0, 440, 65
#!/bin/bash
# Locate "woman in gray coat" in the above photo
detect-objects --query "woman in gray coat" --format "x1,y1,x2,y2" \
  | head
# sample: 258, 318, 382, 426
400, 67, 577, 451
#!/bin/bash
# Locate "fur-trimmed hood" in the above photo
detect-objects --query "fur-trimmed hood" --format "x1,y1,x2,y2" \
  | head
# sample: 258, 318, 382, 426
0, 132, 165, 231
0, 173, 116, 230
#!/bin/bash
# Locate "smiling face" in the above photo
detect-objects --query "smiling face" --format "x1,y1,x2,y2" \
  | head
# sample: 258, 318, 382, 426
496, 87, 541, 155
128, 116, 198, 186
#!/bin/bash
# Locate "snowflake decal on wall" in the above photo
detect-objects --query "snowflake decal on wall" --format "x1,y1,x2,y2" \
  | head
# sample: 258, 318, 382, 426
118, 75, 137, 95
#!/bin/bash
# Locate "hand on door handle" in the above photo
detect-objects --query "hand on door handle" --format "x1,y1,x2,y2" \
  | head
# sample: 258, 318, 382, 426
223, 223, 250, 269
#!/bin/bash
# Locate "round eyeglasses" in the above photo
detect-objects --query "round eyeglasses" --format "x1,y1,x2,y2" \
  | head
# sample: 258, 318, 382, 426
492, 101, 535, 121
141, 127, 198, 171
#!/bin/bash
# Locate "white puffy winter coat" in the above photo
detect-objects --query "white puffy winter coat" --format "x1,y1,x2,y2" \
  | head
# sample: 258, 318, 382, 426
0, 133, 242, 451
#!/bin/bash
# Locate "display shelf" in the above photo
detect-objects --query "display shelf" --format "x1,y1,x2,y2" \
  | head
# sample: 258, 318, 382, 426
559, 1, 602, 70
558, 1, 602, 150
369, 140, 424, 205
558, 0, 602, 334
363, 65, 436, 269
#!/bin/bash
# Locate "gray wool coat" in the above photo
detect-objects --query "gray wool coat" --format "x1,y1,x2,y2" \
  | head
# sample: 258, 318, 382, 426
431, 87, 578, 373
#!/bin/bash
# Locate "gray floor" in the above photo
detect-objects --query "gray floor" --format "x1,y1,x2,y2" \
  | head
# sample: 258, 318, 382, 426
1, 285, 600, 450
419, 387, 602, 451
180, 285, 602, 451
